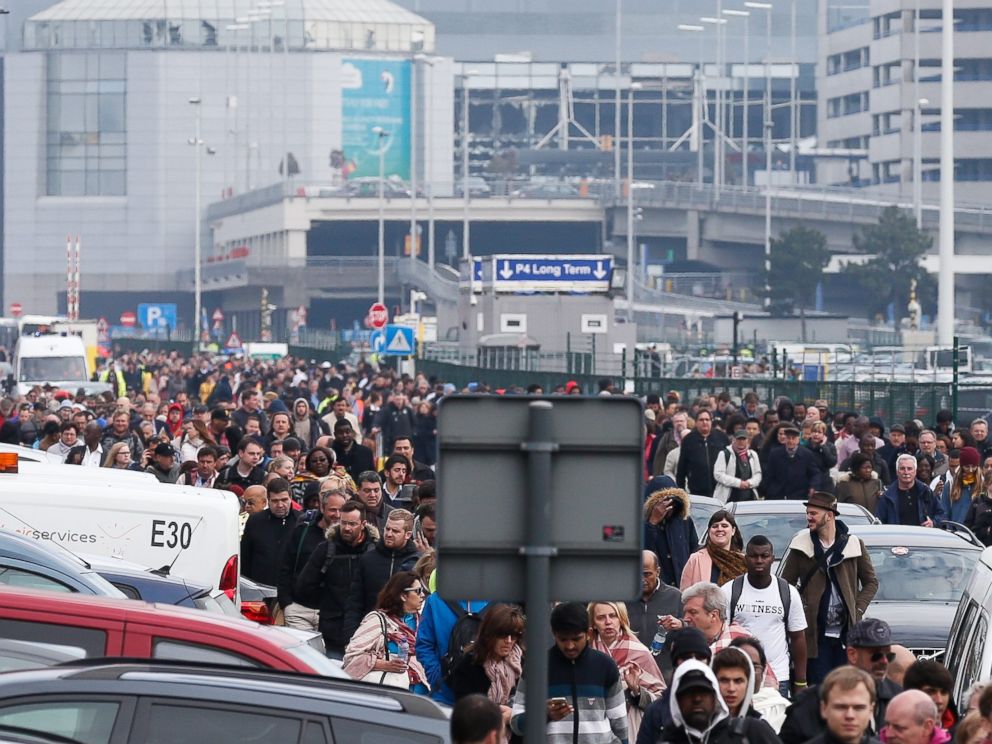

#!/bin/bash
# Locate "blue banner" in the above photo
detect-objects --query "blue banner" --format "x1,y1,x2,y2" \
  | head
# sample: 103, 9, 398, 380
341, 58, 411, 180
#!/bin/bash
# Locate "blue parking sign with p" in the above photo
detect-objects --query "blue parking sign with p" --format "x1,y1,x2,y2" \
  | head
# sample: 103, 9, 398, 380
138, 303, 178, 331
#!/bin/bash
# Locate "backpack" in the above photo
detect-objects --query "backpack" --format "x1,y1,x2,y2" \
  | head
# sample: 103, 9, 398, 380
729, 575, 792, 627
440, 600, 487, 686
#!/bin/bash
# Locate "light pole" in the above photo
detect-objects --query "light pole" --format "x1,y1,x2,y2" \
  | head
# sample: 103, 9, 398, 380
700, 13, 728, 191
914, 97, 928, 228
373, 126, 389, 305
410, 54, 419, 268
678, 24, 705, 186
461, 70, 477, 260
626, 82, 642, 320
189, 97, 203, 348
724, 8, 751, 186
745, 0, 773, 309
789, 0, 797, 181
615, 0, 623, 200
937, 0, 954, 344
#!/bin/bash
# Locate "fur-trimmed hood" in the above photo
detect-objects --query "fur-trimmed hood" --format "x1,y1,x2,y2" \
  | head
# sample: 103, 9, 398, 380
644, 487, 692, 522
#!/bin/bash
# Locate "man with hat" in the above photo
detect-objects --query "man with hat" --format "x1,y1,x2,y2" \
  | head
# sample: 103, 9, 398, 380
207, 406, 242, 452
875, 454, 944, 527
764, 425, 819, 501
781, 492, 877, 685
779, 618, 901, 744
646, 659, 780, 744
145, 442, 181, 484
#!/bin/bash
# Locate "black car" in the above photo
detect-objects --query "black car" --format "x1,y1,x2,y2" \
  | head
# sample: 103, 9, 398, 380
85, 555, 214, 608
0, 661, 451, 743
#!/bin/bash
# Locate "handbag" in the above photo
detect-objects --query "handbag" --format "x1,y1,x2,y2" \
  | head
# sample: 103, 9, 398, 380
359, 612, 409, 689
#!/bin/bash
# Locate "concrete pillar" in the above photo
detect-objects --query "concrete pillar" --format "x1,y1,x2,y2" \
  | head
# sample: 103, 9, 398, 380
686, 210, 701, 261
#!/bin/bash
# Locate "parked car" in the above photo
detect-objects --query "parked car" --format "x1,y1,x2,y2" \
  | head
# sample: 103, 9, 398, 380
0, 639, 83, 674
0, 587, 347, 678
510, 182, 580, 198
945, 544, 992, 702
0, 661, 450, 744
342, 177, 411, 198
239, 576, 279, 624
689, 495, 723, 539
828, 524, 981, 661
454, 176, 492, 198
0, 530, 126, 598
83, 554, 215, 609
726, 500, 878, 555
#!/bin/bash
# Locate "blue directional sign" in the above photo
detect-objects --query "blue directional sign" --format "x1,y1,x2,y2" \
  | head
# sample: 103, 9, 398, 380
382, 324, 416, 356
138, 303, 178, 330
369, 330, 385, 353
473, 258, 483, 283
491, 254, 613, 293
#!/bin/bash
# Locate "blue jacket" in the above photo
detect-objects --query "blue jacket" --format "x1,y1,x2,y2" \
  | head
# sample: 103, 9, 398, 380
941, 483, 975, 525
875, 479, 945, 525
415, 593, 490, 705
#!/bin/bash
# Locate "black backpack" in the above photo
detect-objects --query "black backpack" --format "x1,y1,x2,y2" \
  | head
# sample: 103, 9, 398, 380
440, 600, 487, 686
728, 575, 792, 627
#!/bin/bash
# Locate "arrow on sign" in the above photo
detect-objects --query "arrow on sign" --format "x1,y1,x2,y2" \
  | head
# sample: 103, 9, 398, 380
593, 261, 607, 280
499, 261, 514, 280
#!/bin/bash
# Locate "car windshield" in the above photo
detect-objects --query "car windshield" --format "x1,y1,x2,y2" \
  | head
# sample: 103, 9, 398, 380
285, 639, 348, 679
734, 511, 875, 556
19, 356, 87, 382
868, 546, 974, 602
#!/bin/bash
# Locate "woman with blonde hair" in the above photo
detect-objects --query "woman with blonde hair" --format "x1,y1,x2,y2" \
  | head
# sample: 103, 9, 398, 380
102, 441, 141, 471
587, 601, 664, 735
944, 446, 983, 524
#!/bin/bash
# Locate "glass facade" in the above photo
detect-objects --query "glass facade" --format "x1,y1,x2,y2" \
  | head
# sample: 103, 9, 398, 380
46, 51, 127, 196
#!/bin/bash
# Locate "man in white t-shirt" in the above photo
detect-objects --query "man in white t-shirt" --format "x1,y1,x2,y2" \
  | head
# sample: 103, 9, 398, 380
721, 534, 808, 698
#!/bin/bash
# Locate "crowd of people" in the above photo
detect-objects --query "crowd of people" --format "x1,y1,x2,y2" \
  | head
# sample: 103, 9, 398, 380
2, 350, 991, 744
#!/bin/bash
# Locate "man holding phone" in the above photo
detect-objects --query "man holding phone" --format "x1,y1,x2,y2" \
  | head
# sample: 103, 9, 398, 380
510, 602, 629, 743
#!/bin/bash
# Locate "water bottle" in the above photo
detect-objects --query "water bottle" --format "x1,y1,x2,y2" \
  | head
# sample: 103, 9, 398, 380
650, 627, 667, 656
395, 638, 409, 664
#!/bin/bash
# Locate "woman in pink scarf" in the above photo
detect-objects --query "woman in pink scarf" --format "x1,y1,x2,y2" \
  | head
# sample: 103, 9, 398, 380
449, 604, 525, 741
588, 601, 666, 737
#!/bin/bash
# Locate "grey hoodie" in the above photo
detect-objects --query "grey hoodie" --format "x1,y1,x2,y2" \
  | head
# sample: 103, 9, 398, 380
717, 647, 755, 719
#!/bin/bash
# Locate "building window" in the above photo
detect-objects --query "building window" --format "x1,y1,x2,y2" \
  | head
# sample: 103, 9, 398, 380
46, 52, 126, 196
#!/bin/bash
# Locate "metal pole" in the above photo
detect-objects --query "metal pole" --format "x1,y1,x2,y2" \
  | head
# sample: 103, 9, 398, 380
377, 130, 386, 305
462, 73, 471, 260
522, 400, 556, 744
937, 0, 954, 344
426, 63, 435, 269
410, 57, 418, 266
626, 85, 636, 321
696, 67, 705, 186
789, 0, 797, 180
614, 0, 622, 200
192, 98, 203, 349
913, 0, 922, 227
952, 335, 960, 420
742, 12, 750, 186
763, 7, 772, 311
717, 0, 724, 192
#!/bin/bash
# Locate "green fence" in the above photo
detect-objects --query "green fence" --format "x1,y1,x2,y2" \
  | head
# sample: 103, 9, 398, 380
416, 358, 992, 425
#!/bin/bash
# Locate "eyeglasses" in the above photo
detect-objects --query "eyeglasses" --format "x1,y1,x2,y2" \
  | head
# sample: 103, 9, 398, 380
403, 587, 427, 596
870, 651, 896, 663
500, 632, 524, 641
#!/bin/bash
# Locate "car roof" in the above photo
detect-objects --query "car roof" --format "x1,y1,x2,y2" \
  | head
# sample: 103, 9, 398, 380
0, 586, 301, 649
730, 501, 875, 519
0, 661, 448, 720
0, 529, 92, 572
848, 524, 983, 549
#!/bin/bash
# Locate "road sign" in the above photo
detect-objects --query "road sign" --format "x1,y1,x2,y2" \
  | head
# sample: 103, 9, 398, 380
223, 331, 243, 352
581, 314, 608, 334
368, 302, 389, 329
491, 254, 613, 293
369, 330, 385, 353
138, 303, 177, 330
382, 324, 415, 356
212, 308, 224, 323
9, 302, 21, 318
120, 311, 137, 327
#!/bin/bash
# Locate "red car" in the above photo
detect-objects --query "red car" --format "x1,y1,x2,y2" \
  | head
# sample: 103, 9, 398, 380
0, 587, 345, 677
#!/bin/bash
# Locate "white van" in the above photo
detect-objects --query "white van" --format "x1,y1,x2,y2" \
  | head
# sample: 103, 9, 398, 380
946, 546, 992, 704
10, 334, 111, 398
0, 466, 241, 602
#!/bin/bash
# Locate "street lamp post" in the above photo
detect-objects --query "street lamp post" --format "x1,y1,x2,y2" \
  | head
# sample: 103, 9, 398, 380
700, 13, 728, 191
789, 0, 797, 181
678, 24, 706, 186
461, 70, 475, 260
615, 0, 623, 200
373, 127, 389, 305
937, 0, 954, 344
626, 82, 642, 320
724, 8, 751, 186
914, 96, 928, 228
745, 0, 773, 309
189, 97, 203, 348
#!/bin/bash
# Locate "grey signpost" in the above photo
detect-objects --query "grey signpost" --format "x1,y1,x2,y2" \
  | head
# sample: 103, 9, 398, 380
436, 396, 643, 743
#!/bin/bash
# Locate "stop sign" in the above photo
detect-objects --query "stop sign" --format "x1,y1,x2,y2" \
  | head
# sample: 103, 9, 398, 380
368, 302, 388, 329
9, 302, 21, 318
120, 311, 137, 327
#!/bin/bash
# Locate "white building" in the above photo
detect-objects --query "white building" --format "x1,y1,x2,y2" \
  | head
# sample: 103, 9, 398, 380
818, 0, 992, 203
4, 0, 453, 319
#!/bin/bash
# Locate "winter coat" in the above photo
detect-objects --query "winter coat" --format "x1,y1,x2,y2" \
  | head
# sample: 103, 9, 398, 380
374, 402, 416, 452
277, 515, 327, 608
712, 445, 762, 503
416, 594, 491, 705
838, 452, 891, 486
652, 429, 683, 476
332, 440, 376, 484
805, 440, 838, 493
676, 429, 731, 497
835, 471, 883, 514
294, 524, 378, 652
240, 508, 300, 587
875, 480, 945, 526
643, 488, 699, 587
342, 538, 419, 639
965, 494, 992, 545
940, 483, 976, 525
779, 677, 899, 744
779, 521, 878, 658
764, 446, 819, 500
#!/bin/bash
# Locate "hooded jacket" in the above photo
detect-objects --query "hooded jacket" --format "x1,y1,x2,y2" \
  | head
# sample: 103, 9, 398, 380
778, 521, 878, 658
712, 445, 762, 504
643, 487, 699, 588
719, 647, 755, 720
240, 507, 300, 586
293, 523, 379, 652
416, 594, 491, 706
676, 429, 731, 498
291, 397, 329, 450
341, 536, 419, 639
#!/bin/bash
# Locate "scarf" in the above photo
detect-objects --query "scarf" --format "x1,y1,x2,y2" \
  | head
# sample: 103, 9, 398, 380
707, 543, 747, 585
483, 643, 523, 706
386, 613, 426, 687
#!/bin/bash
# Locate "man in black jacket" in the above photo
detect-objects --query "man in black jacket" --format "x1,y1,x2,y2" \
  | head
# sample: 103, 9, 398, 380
240, 478, 299, 587
341, 508, 419, 639
765, 426, 820, 500
779, 619, 901, 744
331, 419, 375, 484
276, 489, 347, 631
676, 411, 730, 497
372, 390, 416, 453
294, 500, 379, 657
